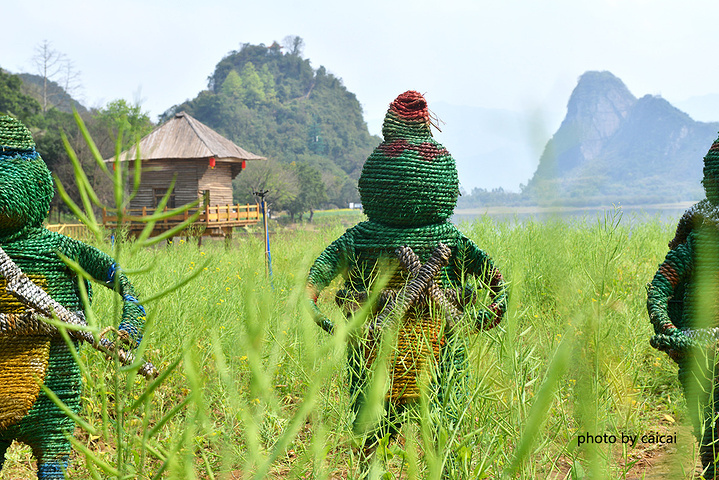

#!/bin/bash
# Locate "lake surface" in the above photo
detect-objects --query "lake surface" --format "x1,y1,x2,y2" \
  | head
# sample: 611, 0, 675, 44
452, 202, 697, 226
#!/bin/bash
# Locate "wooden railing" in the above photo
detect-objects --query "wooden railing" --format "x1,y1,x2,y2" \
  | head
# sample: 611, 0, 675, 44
102, 203, 261, 228
46, 223, 91, 239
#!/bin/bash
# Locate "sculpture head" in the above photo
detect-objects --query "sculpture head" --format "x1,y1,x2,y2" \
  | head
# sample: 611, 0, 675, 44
0, 115, 53, 237
702, 133, 719, 205
358, 91, 459, 227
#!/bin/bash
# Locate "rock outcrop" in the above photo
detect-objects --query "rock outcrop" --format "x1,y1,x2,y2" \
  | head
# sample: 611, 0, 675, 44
526, 71, 719, 205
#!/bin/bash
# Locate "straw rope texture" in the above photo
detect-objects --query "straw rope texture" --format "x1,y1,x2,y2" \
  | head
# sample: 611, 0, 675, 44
647, 133, 719, 479
307, 92, 507, 457
0, 115, 146, 479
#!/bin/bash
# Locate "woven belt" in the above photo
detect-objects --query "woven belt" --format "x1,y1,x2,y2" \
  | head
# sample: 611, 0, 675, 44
0, 310, 85, 337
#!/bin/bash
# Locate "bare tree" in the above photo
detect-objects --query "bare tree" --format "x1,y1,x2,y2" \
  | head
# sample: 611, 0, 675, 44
59, 58, 83, 104
32, 40, 82, 111
32, 40, 65, 112
281, 35, 305, 56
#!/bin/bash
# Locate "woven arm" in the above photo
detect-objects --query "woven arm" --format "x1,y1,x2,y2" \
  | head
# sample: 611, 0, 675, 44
647, 239, 693, 359
77, 244, 146, 347
456, 236, 507, 330
668, 201, 704, 249
307, 232, 354, 334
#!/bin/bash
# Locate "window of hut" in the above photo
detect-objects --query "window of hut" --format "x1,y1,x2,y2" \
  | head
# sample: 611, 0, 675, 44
153, 188, 176, 209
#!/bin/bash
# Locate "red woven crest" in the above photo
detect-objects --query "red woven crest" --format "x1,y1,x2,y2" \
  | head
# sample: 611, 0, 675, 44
389, 91, 428, 121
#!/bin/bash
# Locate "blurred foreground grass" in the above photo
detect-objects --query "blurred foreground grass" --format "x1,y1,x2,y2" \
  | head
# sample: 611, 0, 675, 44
0, 210, 697, 479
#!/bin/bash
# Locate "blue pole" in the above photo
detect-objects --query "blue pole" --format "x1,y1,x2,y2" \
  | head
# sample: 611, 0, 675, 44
262, 199, 273, 279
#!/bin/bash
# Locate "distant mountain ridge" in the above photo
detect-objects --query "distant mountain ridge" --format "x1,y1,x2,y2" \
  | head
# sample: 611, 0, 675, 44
18, 73, 87, 114
7, 60, 717, 209
523, 71, 719, 206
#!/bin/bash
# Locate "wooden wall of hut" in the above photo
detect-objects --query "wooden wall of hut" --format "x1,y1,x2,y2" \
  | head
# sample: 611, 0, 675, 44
129, 160, 200, 210
198, 162, 234, 206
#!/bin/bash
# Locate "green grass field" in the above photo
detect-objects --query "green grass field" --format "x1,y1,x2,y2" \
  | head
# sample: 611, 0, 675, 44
0, 115, 701, 479
0, 208, 699, 479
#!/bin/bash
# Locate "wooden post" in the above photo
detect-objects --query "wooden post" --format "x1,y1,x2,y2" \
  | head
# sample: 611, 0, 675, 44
224, 227, 232, 249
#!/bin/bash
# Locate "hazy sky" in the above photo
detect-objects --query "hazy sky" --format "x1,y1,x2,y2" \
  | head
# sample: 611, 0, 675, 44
4, 0, 719, 190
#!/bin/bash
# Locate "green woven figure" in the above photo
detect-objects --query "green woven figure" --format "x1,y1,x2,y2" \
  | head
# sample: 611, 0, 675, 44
648, 133, 719, 479
307, 91, 507, 468
0, 115, 146, 479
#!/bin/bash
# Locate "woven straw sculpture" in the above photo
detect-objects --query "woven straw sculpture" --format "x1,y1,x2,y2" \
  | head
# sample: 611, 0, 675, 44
647, 133, 719, 479
307, 91, 507, 459
0, 115, 146, 479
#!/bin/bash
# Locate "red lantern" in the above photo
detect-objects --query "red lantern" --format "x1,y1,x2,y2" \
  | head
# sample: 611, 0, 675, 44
209, 157, 216, 169
241, 160, 246, 170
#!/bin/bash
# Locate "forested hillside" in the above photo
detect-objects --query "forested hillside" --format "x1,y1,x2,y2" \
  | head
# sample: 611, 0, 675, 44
18, 72, 87, 115
164, 38, 380, 211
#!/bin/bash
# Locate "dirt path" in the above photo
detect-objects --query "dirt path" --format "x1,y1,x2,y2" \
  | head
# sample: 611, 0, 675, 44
622, 426, 701, 479
547, 426, 702, 480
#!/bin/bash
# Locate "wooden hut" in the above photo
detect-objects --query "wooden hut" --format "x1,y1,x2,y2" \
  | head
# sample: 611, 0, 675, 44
103, 112, 265, 239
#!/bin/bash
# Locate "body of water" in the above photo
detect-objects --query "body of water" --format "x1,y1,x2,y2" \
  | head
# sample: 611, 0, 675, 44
452, 202, 696, 226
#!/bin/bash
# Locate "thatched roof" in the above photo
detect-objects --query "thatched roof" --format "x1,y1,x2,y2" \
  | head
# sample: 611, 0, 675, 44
107, 112, 265, 163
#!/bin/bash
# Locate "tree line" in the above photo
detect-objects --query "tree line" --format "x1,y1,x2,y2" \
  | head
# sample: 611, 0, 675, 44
2, 37, 379, 222
1, 52, 153, 219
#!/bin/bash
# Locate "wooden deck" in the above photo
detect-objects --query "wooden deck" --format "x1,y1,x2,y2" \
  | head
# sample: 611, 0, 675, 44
102, 203, 261, 238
